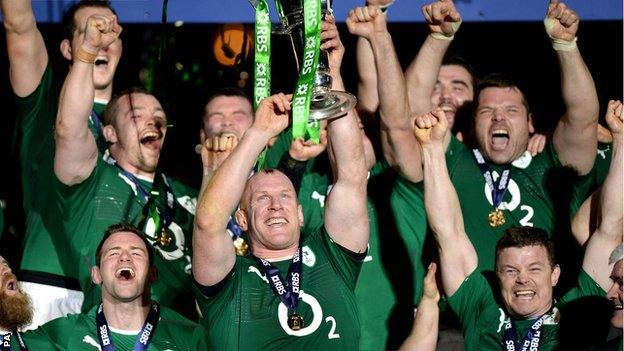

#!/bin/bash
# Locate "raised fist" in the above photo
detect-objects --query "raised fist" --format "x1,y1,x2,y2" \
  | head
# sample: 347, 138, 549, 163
253, 93, 291, 139
422, 0, 461, 38
81, 14, 122, 54
346, 6, 387, 41
289, 129, 328, 161
544, 0, 579, 41
605, 99, 623, 139
413, 108, 448, 146
198, 133, 239, 172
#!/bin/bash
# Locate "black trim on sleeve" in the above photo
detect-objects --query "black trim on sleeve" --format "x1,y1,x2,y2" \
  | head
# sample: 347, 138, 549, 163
276, 152, 307, 193
336, 244, 368, 262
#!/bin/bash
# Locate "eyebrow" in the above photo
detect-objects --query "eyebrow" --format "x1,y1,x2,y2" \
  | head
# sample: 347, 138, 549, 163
450, 79, 470, 88
105, 246, 147, 254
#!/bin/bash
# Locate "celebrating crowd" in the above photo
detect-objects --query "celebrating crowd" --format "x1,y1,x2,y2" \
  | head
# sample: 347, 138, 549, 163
0, 0, 621, 350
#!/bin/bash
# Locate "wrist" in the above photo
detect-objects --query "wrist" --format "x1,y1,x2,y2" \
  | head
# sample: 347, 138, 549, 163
551, 37, 578, 52
74, 44, 98, 64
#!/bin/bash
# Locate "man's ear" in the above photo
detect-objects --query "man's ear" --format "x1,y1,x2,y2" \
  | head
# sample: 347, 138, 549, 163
60, 39, 73, 61
91, 266, 103, 285
297, 204, 304, 228
551, 264, 561, 287
528, 113, 535, 134
103, 125, 117, 144
235, 209, 248, 231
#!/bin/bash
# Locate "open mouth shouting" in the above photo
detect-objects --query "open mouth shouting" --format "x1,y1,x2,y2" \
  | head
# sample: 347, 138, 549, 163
4, 276, 19, 296
94, 57, 109, 68
490, 129, 510, 151
115, 267, 136, 281
140, 130, 163, 150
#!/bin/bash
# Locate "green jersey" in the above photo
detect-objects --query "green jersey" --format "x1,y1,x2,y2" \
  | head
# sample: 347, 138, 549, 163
15, 63, 107, 280
195, 227, 363, 350
448, 268, 606, 351
445, 136, 596, 272
56, 158, 198, 319
266, 132, 416, 349
20, 305, 208, 350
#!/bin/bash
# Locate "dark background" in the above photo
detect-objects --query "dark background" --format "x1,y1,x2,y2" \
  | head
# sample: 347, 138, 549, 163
0, 20, 622, 264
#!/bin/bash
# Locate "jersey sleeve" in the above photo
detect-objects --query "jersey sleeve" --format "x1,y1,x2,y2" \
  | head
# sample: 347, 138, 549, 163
22, 314, 81, 351
559, 269, 607, 306
447, 268, 497, 334
316, 226, 366, 291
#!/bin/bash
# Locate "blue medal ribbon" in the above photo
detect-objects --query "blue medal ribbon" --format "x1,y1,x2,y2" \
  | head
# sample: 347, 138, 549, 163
502, 313, 547, 351
253, 248, 302, 312
1, 331, 28, 351
472, 149, 512, 209
95, 302, 160, 351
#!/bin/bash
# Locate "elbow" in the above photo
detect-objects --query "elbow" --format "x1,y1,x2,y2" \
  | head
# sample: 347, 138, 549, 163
3, 13, 36, 35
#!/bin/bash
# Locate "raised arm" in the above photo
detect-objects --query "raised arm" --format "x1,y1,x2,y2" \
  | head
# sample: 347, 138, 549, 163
582, 100, 623, 290
323, 15, 368, 254
404, 0, 460, 115
1, 0, 48, 97
347, 5, 422, 182
547, 0, 599, 175
193, 94, 291, 286
417, 108, 477, 296
54, 14, 121, 185
399, 262, 440, 351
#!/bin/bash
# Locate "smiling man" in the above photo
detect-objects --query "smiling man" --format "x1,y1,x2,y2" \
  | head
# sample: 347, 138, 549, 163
192, 89, 369, 349
1, 0, 123, 328
415, 99, 621, 350
9, 224, 208, 350
53, 13, 199, 320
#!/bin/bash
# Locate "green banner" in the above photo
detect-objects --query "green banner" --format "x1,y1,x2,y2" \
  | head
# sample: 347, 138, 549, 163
254, 0, 271, 170
291, 0, 321, 143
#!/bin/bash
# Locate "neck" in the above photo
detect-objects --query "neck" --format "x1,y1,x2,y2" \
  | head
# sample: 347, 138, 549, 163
101, 296, 150, 331
111, 153, 156, 181
95, 85, 113, 102
252, 245, 298, 261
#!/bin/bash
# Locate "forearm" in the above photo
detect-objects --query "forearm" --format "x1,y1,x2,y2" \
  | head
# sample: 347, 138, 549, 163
356, 36, 379, 114
557, 49, 598, 127
422, 144, 463, 236
405, 35, 450, 114
56, 61, 95, 139
399, 298, 439, 351
370, 31, 411, 132
195, 128, 269, 231
3, 0, 48, 97
596, 138, 622, 237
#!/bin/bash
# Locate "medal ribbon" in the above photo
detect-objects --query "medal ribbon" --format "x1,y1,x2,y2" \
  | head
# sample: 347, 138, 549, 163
90, 108, 108, 152
96, 302, 160, 351
254, 248, 302, 312
254, 0, 271, 170
472, 149, 512, 209
291, 0, 321, 143
1, 331, 28, 351
502, 313, 548, 351
114, 165, 175, 245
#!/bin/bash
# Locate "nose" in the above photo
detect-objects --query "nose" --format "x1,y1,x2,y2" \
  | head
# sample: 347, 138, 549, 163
607, 283, 620, 301
268, 196, 283, 211
492, 107, 505, 122
515, 270, 530, 284
118, 250, 132, 262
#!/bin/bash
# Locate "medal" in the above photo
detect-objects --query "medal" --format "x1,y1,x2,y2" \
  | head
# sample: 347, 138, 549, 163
233, 237, 249, 256
288, 313, 304, 330
157, 229, 172, 247
488, 208, 505, 227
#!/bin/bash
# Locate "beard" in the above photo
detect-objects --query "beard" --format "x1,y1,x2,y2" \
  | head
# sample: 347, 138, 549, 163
0, 289, 33, 331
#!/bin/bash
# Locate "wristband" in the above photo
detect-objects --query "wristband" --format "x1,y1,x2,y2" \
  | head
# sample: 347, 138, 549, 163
429, 19, 462, 41
551, 37, 578, 51
74, 45, 97, 64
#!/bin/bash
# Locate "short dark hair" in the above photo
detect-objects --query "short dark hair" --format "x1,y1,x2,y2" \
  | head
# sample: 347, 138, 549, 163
95, 223, 154, 267
476, 73, 530, 113
61, 1, 117, 42
442, 55, 477, 92
103, 87, 154, 126
495, 227, 556, 268
202, 87, 253, 128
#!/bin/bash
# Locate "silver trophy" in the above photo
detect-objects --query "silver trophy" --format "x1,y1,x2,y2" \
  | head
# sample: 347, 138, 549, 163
252, 0, 357, 120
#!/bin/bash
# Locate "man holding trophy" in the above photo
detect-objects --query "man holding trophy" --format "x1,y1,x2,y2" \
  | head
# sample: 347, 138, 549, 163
192, 1, 370, 349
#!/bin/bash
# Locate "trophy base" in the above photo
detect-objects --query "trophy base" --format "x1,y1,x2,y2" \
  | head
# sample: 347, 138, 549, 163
309, 90, 357, 121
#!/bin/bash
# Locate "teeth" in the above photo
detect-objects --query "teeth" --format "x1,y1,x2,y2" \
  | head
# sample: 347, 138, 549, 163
267, 218, 287, 225
514, 290, 535, 297
615, 304, 623, 310
492, 129, 509, 136
440, 105, 455, 112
